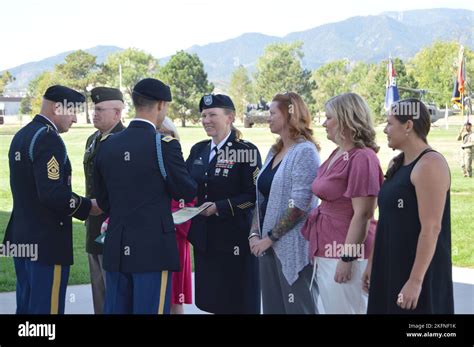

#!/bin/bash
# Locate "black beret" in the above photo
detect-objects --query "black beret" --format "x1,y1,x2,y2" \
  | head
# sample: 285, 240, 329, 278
90, 87, 123, 104
43, 85, 85, 104
133, 78, 172, 102
199, 94, 235, 112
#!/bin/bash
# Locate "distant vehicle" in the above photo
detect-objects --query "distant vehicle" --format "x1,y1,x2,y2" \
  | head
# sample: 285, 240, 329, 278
243, 97, 270, 128
398, 87, 454, 123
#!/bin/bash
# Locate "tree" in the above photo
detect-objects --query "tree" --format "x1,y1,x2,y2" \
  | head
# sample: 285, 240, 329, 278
25, 71, 63, 115
368, 58, 417, 122
409, 41, 474, 106
254, 41, 315, 107
55, 50, 100, 123
310, 58, 417, 123
102, 48, 158, 111
228, 65, 253, 121
335, 58, 417, 123
0, 71, 15, 95
158, 51, 214, 127
311, 60, 351, 112
19, 95, 32, 114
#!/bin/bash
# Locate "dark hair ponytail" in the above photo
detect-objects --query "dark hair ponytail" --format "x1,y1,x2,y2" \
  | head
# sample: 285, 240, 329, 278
385, 153, 404, 180
384, 99, 431, 180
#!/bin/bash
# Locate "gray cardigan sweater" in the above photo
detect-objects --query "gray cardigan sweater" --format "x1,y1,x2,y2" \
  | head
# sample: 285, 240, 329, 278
255, 140, 320, 285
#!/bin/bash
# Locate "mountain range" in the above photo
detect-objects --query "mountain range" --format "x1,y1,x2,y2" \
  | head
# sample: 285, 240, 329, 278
3, 8, 473, 91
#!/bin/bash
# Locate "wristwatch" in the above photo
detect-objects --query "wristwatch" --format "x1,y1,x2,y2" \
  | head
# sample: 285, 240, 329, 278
340, 255, 358, 263
268, 230, 279, 242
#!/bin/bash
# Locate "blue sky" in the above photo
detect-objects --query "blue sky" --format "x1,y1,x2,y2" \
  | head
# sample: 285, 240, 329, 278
1, 0, 473, 70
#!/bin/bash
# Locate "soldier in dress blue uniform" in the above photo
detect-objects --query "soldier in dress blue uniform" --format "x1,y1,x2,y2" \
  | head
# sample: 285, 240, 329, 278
186, 94, 262, 314
94, 78, 197, 314
84, 87, 125, 314
3, 85, 102, 314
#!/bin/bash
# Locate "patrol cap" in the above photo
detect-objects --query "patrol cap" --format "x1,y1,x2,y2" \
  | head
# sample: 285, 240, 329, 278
199, 94, 235, 112
90, 87, 123, 104
43, 85, 85, 104
132, 78, 172, 102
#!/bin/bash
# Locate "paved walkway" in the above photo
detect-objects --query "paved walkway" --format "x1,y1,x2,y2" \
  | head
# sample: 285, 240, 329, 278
1, 268, 472, 314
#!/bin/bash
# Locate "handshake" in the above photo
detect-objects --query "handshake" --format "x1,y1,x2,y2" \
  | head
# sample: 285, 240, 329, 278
90, 199, 103, 216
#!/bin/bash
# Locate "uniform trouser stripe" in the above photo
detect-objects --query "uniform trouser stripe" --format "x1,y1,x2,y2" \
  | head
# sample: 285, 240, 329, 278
50, 265, 61, 314
157, 271, 169, 314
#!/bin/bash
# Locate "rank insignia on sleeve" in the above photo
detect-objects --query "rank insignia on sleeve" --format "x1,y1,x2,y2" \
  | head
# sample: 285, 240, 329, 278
162, 136, 176, 143
253, 167, 260, 184
47, 156, 60, 180
237, 202, 254, 209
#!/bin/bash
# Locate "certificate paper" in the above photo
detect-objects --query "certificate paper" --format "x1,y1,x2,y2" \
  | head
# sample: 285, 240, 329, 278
172, 204, 211, 225
95, 204, 211, 244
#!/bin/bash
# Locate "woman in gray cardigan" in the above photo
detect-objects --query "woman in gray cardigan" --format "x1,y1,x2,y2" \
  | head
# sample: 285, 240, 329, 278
249, 92, 320, 314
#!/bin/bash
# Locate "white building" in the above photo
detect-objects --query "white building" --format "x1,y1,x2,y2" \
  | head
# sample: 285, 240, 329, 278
0, 96, 23, 116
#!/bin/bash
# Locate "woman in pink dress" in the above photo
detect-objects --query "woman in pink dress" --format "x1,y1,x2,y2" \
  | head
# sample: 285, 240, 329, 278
301, 93, 384, 314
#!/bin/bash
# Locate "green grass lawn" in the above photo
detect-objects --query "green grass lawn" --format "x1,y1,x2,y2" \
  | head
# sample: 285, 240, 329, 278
0, 120, 472, 292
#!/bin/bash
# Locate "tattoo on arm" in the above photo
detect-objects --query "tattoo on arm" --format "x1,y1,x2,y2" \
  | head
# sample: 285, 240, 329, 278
250, 208, 260, 235
272, 207, 305, 239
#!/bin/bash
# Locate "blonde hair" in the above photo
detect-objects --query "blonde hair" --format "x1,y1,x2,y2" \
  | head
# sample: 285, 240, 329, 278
325, 93, 379, 153
159, 117, 180, 140
223, 108, 243, 140
271, 92, 320, 153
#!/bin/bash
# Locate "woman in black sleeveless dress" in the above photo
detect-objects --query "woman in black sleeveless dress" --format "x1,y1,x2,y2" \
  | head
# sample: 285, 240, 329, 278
364, 99, 454, 314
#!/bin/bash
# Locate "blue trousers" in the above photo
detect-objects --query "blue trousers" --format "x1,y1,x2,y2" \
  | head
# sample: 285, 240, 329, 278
14, 258, 69, 314
104, 271, 172, 314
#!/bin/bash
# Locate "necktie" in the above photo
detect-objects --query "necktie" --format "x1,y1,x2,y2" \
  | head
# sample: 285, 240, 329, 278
92, 133, 102, 151
209, 146, 219, 163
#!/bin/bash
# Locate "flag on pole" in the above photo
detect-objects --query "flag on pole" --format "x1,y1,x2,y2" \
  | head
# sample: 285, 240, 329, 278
384, 58, 400, 111
452, 46, 465, 108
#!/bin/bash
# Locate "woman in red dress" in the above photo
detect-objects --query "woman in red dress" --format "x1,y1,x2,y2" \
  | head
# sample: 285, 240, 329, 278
170, 200, 193, 313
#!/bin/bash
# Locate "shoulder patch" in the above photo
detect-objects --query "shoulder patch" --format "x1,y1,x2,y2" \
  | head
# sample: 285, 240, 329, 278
161, 135, 177, 143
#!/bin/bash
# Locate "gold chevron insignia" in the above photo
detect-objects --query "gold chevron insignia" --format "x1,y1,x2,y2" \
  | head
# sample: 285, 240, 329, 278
253, 167, 260, 184
162, 136, 176, 143
237, 202, 254, 209
47, 156, 60, 180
